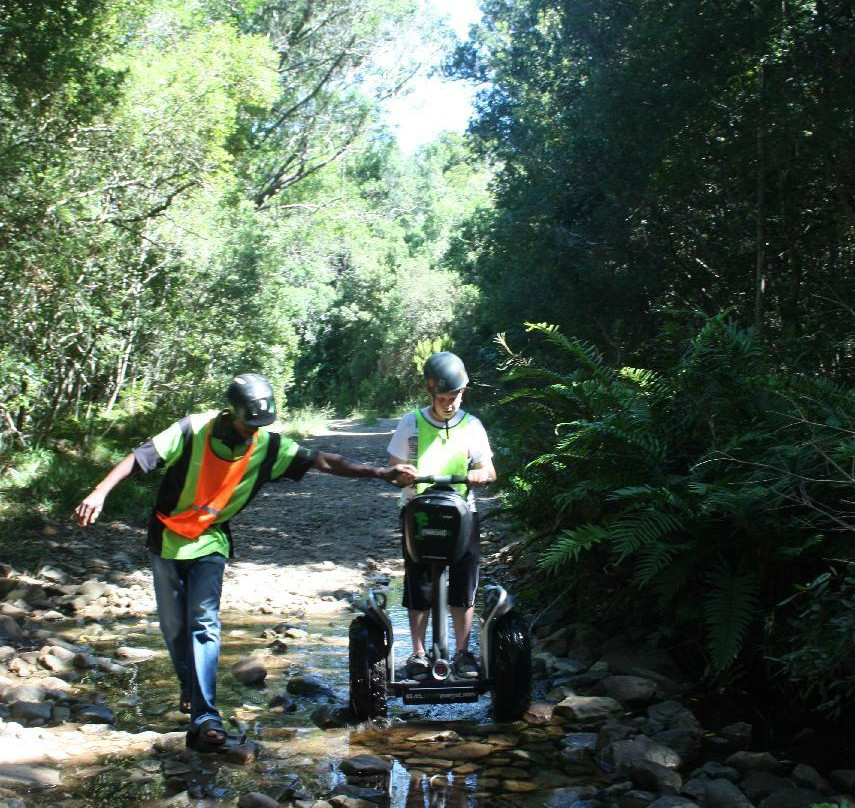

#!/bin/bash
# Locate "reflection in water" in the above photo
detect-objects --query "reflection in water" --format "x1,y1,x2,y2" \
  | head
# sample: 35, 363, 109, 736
18, 579, 594, 808
407, 773, 470, 808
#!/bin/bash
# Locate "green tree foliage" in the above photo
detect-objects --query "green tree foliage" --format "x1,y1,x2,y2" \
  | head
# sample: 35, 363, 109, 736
451, 0, 855, 373
0, 0, 466, 448
1, 0, 284, 444
289, 134, 489, 413
237, 0, 421, 208
497, 319, 854, 711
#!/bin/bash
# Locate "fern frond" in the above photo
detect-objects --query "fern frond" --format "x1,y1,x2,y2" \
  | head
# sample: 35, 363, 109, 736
703, 561, 761, 674
538, 524, 608, 572
651, 554, 696, 606
618, 368, 670, 404
634, 541, 680, 587
609, 510, 685, 561
500, 365, 579, 387
609, 484, 657, 501
523, 322, 611, 382
608, 484, 692, 510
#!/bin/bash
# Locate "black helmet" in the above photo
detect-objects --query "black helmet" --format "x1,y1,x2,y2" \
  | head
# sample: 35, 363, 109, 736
226, 373, 276, 427
423, 352, 469, 394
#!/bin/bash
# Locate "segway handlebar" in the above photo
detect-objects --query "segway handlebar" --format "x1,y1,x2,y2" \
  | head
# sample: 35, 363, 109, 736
413, 474, 469, 485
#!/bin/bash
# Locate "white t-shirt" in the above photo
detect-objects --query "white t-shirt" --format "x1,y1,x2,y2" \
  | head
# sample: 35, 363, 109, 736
387, 407, 493, 507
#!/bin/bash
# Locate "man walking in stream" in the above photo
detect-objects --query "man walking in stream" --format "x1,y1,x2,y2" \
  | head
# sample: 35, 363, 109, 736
73, 373, 416, 753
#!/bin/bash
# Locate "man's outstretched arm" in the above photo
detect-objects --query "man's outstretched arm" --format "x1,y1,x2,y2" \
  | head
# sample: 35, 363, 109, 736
313, 452, 416, 486
72, 453, 138, 527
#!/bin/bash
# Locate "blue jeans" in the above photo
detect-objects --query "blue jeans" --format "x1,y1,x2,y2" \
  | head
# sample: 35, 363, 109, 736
149, 551, 226, 728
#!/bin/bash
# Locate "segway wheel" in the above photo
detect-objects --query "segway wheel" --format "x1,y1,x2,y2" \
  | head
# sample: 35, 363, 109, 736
348, 615, 388, 720
490, 610, 531, 721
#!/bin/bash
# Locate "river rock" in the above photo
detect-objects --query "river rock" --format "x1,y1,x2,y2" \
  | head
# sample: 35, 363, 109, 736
0, 617, 22, 642
726, 751, 787, 775
312, 704, 352, 729
73, 703, 115, 724
78, 580, 108, 600
37, 677, 72, 697
790, 763, 831, 794
631, 760, 683, 794
692, 761, 742, 782
757, 787, 829, 808
645, 701, 702, 734
268, 692, 298, 711
232, 656, 268, 685
605, 736, 684, 772
740, 771, 794, 803
222, 741, 260, 765
682, 777, 754, 808
115, 646, 157, 662
286, 673, 335, 698
236, 791, 280, 808
328, 796, 376, 808
650, 729, 702, 763
829, 770, 855, 792
715, 721, 753, 749
439, 742, 493, 760
554, 694, 624, 726
4, 684, 45, 703
545, 786, 600, 807
339, 754, 394, 775
600, 675, 659, 707
9, 701, 52, 724
0, 764, 61, 789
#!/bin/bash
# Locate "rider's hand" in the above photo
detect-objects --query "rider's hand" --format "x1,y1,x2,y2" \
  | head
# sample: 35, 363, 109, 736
467, 469, 493, 487
384, 464, 416, 487
73, 491, 106, 527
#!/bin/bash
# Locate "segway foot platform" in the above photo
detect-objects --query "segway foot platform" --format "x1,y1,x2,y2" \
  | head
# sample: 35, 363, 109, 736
391, 663, 491, 705
392, 678, 488, 705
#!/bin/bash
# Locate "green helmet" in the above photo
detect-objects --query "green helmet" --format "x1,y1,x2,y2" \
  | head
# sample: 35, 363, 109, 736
226, 373, 276, 427
423, 352, 469, 394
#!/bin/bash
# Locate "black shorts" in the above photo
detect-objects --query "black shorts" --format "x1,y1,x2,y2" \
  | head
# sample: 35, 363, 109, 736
401, 511, 480, 610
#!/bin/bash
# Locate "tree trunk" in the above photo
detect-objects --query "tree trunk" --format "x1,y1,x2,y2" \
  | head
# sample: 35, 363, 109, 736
754, 63, 768, 331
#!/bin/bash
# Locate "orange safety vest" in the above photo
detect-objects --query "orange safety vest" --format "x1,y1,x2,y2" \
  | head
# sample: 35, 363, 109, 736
156, 423, 256, 540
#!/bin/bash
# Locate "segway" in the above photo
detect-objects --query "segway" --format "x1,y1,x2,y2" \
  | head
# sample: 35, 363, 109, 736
348, 475, 531, 722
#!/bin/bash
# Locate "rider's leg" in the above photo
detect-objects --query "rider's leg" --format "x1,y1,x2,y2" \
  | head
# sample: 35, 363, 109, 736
408, 609, 430, 655
403, 543, 433, 657
450, 605, 475, 654
449, 511, 480, 654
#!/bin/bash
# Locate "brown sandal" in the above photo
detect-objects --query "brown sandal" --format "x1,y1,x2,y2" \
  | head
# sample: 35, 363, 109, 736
186, 717, 245, 753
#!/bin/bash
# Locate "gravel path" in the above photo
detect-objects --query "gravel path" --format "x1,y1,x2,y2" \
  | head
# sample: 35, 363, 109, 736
222, 417, 406, 614
221, 416, 509, 617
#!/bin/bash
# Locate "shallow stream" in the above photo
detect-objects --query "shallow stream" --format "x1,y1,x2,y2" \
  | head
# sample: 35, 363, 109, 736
22, 584, 600, 808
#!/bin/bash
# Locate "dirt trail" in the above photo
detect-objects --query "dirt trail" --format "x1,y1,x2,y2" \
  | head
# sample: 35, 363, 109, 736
220, 417, 409, 614
218, 416, 510, 617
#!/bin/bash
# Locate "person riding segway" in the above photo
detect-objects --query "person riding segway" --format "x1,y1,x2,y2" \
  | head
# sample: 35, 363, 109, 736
348, 352, 531, 721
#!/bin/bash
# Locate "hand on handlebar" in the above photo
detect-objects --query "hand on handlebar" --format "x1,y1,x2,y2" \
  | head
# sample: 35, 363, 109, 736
409, 471, 492, 488
386, 464, 417, 487
466, 468, 493, 487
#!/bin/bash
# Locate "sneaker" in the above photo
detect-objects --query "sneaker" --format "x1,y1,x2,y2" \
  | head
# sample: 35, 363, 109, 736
453, 650, 479, 679
405, 652, 430, 680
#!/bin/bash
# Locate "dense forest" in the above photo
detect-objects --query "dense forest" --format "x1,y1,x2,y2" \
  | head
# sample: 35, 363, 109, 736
1, 0, 852, 732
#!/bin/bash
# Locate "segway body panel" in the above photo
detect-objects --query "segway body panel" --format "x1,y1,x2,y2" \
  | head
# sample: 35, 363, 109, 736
402, 485, 472, 565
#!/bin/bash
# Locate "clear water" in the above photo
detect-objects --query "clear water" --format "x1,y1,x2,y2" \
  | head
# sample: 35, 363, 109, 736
17, 580, 591, 808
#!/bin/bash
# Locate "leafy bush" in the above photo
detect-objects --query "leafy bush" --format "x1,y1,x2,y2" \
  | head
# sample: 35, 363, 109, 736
495, 318, 854, 708
768, 565, 855, 720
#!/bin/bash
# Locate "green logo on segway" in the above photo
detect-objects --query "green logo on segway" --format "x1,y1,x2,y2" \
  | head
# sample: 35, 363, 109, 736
414, 511, 429, 539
